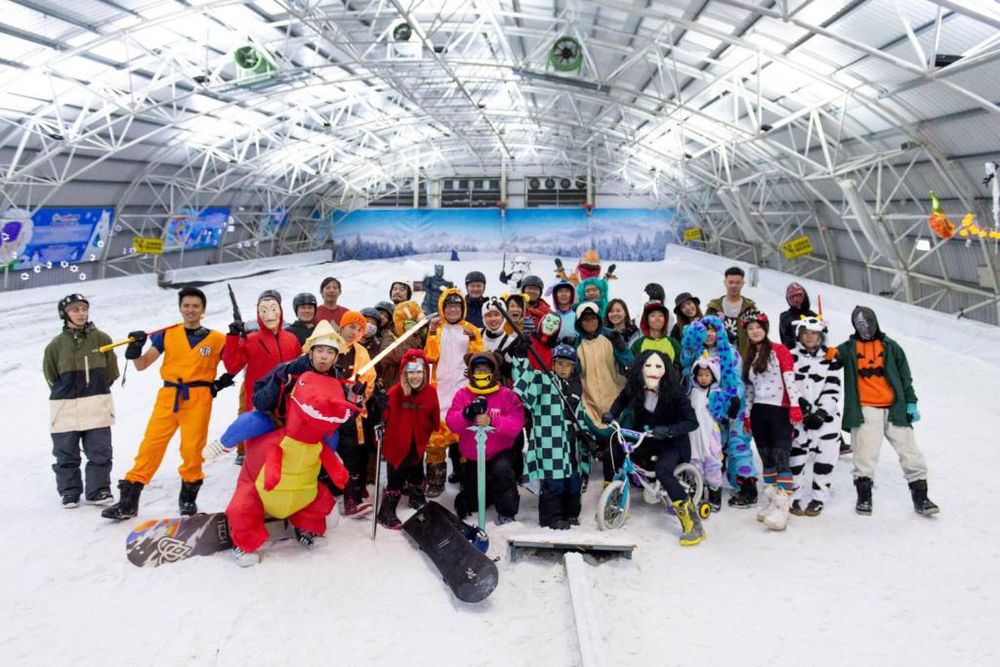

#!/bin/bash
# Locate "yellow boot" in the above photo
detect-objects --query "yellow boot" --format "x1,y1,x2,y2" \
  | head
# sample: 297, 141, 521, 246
672, 499, 705, 546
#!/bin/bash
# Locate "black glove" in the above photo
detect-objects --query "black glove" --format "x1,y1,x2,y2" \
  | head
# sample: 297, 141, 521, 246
606, 263, 617, 276
803, 409, 828, 431
579, 432, 599, 456
499, 270, 510, 284
508, 334, 531, 358
210, 372, 235, 397
375, 390, 389, 412
727, 396, 741, 420
601, 411, 616, 425
607, 330, 628, 352
124, 330, 147, 360
554, 258, 564, 271
228, 321, 246, 337
350, 379, 367, 398
462, 396, 488, 421
651, 425, 673, 440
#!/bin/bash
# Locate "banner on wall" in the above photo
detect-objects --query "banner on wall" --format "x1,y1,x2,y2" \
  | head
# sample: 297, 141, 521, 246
332, 208, 680, 261
258, 208, 288, 240
1, 207, 113, 269
162, 207, 230, 251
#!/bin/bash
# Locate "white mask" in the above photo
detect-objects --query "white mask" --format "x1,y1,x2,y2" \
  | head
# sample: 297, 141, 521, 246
642, 355, 665, 391
364, 322, 377, 337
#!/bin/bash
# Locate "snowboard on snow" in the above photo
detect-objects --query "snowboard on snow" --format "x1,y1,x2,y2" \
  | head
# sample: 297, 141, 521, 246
126, 512, 291, 568
402, 501, 499, 603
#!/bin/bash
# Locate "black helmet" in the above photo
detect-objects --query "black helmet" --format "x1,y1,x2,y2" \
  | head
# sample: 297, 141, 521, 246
360, 307, 381, 323
519, 274, 544, 290
465, 270, 487, 286
292, 292, 317, 311
375, 301, 395, 319
57, 293, 88, 320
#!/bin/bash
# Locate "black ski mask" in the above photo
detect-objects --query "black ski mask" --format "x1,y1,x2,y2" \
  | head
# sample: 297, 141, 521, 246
851, 306, 881, 341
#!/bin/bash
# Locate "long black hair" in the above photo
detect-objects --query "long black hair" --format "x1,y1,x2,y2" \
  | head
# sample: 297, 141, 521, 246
622, 349, 683, 413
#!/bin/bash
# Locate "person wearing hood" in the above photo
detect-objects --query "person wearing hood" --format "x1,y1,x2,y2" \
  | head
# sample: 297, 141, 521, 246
630, 301, 682, 365
604, 298, 640, 348
826, 306, 938, 517
445, 352, 525, 524
424, 288, 484, 497
480, 300, 516, 358
389, 280, 413, 305
576, 276, 609, 319
778, 282, 817, 349
376, 349, 440, 530
43, 294, 119, 508
788, 316, 844, 517
464, 271, 489, 329
508, 311, 563, 373
680, 315, 757, 511
671, 292, 703, 341
285, 292, 318, 346
335, 310, 377, 517
550, 279, 577, 339
573, 302, 631, 434
688, 353, 725, 511
602, 350, 703, 546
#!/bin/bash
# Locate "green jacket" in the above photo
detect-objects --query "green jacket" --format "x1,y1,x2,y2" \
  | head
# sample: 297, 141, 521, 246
836, 335, 916, 431
705, 296, 757, 359
43, 323, 118, 433
630, 335, 682, 367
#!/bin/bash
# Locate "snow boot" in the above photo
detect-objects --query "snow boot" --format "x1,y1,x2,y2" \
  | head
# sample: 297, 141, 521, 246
425, 462, 447, 498
342, 479, 373, 518
756, 485, 778, 522
495, 514, 516, 526
728, 476, 758, 508
86, 488, 114, 506
803, 499, 823, 516
101, 480, 143, 520
764, 488, 792, 531
707, 486, 722, 512
909, 479, 940, 516
405, 481, 427, 510
854, 477, 873, 515
179, 480, 203, 516
233, 546, 260, 567
61, 493, 80, 509
789, 499, 805, 516
561, 490, 582, 526
672, 499, 705, 546
377, 490, 403, 530
539, 493, 570, 530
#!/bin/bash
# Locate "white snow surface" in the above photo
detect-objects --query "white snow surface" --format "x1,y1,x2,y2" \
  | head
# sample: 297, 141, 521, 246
2, 247, 998, 666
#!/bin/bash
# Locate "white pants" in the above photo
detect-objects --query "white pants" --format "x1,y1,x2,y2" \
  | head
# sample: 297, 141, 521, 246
851, 406, 928, 482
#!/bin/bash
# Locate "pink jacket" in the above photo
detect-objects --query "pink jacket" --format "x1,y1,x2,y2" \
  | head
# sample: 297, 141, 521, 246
445, 386, 525, 461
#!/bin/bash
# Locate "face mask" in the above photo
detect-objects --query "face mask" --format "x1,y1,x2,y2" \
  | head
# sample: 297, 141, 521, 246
258, 300, 281, 330
852, 308, 878, 341
541, 313, 561, 336
642, 356, 666, 391
365, 323, 377, 337
471, 371, 494, 390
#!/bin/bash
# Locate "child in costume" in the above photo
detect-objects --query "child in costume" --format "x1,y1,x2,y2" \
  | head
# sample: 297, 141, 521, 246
630, 300, 682, 365
687, 353, 725, 511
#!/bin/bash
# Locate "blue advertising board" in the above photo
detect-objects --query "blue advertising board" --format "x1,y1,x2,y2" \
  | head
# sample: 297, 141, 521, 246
163, 207, 230, 251
1, 207, 114, 269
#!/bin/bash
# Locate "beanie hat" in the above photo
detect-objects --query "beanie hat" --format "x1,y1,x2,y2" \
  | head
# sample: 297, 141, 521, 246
339, 310, 367, 331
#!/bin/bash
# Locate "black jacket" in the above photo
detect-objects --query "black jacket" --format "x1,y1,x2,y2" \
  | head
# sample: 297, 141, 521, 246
607, 386, 698, 455
779, 303, 817, 349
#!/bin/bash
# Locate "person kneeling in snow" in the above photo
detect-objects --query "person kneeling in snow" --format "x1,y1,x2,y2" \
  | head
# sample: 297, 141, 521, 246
602, 350, 703, 546
224, 370, 356, 566
446, 352, 525, 525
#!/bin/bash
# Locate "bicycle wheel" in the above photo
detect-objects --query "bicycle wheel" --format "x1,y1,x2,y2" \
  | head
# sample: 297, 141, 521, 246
673, 463, 704, 508
597, 480, 629, 530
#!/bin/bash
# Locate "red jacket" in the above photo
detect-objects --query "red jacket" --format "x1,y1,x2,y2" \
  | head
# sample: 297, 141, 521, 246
222, 303, 302, 411
382, 349, 440, 468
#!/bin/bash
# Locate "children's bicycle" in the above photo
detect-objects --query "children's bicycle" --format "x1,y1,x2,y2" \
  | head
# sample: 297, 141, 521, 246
597, 421, 708, 530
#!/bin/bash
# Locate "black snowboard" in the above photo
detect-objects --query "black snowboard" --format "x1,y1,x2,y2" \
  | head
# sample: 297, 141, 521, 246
126, 512, 290, 568
402, 501, 499, 603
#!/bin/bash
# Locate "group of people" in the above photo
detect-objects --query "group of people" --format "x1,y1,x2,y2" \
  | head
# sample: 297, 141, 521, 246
43, 250, 940, 565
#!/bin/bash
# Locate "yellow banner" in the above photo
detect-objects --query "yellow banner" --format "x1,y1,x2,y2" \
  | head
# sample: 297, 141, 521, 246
682, 227, 703, 242
132, 237, 164, 255
780, 235, 813, 259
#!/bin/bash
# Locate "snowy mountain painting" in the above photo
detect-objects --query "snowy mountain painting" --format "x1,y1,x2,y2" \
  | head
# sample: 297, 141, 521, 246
332, 208, 681, 261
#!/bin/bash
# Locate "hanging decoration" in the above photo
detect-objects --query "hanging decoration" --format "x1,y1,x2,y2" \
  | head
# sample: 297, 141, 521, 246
927, 191, 956, 240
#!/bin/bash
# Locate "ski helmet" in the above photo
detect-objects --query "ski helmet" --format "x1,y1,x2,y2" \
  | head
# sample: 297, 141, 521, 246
292, 292, 317, 311
465, 270, 487, 286
552, 343, 578, 364
519, 274, 544, 291
374, 301, 395, 320
57, 293, 88, 320
360, 307, 381, 323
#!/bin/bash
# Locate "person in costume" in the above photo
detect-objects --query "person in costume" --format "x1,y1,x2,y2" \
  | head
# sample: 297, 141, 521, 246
630, 300, 682, 366
554, 249, 616, 286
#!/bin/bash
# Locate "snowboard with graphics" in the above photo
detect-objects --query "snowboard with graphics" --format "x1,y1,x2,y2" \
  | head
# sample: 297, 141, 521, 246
126, 512, 291, 568
401, 501, 499, 603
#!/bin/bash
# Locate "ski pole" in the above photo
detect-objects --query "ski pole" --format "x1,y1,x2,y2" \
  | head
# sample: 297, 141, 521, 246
94, 322, 181, 354
371, 423, 385, 541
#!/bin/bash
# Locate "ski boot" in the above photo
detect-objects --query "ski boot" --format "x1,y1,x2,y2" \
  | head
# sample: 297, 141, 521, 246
707, 487, 722, 512
672, 499, 705, 546
909, 480, 939, 516
854, 477, 873, 515
405, 481, 427, 510
179, 480, 203, 516
101, 480, 144, 520
61, 493, 80, 509
425, 462, 447, 499
728, 476, 758, 508
756, 485, 778, 522
86, 488, 115, 506
764, 488, 792, 531
377, 490, 403, 530
233, 546, 260, 567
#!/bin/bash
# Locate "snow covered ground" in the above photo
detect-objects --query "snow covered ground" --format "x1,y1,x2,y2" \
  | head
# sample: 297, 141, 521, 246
2, 246, 999, 666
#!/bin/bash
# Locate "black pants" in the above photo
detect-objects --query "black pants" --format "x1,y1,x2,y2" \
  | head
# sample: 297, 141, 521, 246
336, 430, 366, 500
750, 404, 792, 475
455, 448, 520, 519
51, 428, 112, 499
387, 443, 425, 492
539, 475, 582, 525
602, 437, 691, 504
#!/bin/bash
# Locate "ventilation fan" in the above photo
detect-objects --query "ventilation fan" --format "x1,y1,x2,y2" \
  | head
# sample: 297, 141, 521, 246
560, 178, 571, 190
544, 178, 556, 190
529, 177, 541, 190
549, 36, 583, 72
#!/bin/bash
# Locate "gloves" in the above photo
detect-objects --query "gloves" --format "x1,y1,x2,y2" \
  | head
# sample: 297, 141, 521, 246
651, 425, 673, 440
375, 390, 390, 413
228, 321, 246, 337
606, 263, 617, 277
499, 270, 510, 284
554, 258, 563, 271
802, 410, 825, 431
462, 397, 488, 421
350, 379, 367, 398
210, 373, 235, 397
727, 396, 741, 420
579, 432, 599, 456
607, 330, 628, 352
789, 406, 803, 424
601, 411, 616, 425
124, 330, 147, 360
906, 403, 921, 423
508, 334, 531, 358
203, 439, 234, 461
